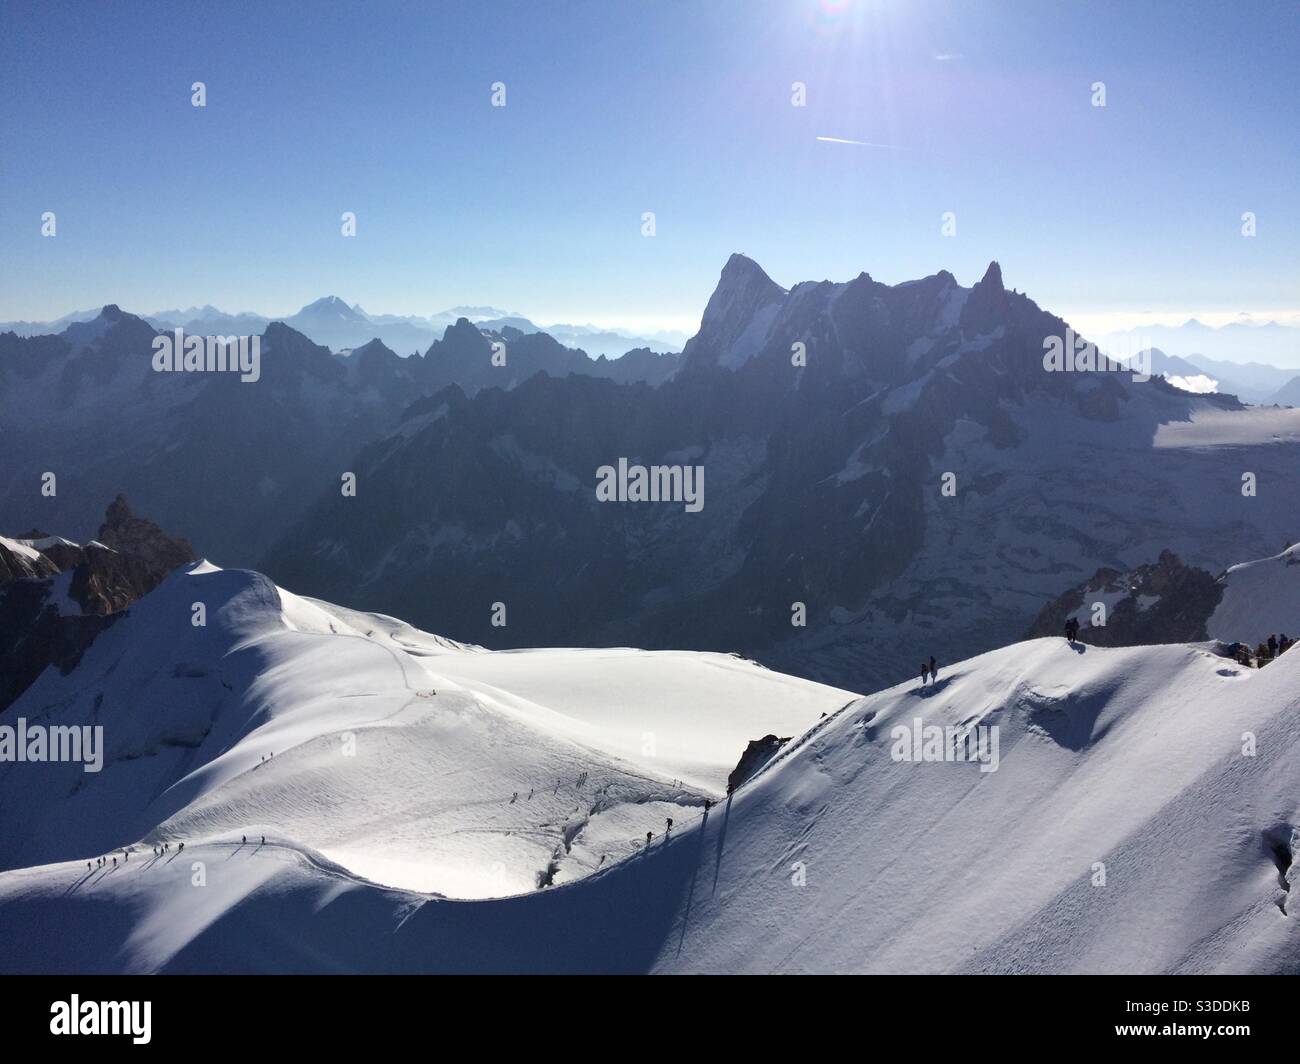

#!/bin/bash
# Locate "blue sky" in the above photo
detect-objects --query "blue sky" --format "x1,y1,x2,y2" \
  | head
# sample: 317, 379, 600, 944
1, 0, 1297, 337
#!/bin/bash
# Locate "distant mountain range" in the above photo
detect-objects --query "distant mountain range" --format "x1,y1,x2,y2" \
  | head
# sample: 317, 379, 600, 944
0, 304, 679, 565
3, 257, 1298, 692
0, 299, 686, 360
1120, 348, 1300, 404
1097, 317, 1300, 382
260, 256, 1300, 691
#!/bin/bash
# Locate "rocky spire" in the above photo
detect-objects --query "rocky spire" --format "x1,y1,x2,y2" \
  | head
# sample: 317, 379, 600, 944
96, 494, 196, 571
960, 260, 1012, 334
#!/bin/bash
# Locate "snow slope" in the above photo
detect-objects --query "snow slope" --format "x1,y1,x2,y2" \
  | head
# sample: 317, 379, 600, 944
0, 534, 45, 562
1208, 543, 1300, 646
1, 631, 1295, 973
0, 562, 852, 899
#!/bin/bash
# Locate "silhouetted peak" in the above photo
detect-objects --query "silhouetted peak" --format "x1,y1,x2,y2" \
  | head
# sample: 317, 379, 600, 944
977, 261, 1004, 291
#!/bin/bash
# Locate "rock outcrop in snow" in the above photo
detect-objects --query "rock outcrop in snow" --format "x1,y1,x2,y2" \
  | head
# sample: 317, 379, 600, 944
1025, 549, 1223, 646
726, 733, 790, 792
1026, 542, 1300, 657
0, 498, 197, 710
95, 493, 197, 575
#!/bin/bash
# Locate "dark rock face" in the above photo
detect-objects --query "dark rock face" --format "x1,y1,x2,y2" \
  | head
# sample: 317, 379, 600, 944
96, 494, 196, 575
1025, 550, 1224, 646
30, 541, 84, 573
727, 734, 791, 792
0, 497, 197, 712
70, 542, 175, 617
0, 583, 118, 713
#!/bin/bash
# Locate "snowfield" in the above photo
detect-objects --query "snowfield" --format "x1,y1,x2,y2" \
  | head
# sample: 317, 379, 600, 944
0, 562, 1295, 973
0, 562, 851, 899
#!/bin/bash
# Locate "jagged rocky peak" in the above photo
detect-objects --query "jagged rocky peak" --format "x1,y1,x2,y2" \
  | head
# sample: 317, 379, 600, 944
0, 496, 202, 711
679, 254, 788, 372
719, 251, 781, 286
426, 318, 494, 363
258, 320, 325, 356
959, 259, 1013, 333
708, 253, 786, 314
97, 494, 196, 572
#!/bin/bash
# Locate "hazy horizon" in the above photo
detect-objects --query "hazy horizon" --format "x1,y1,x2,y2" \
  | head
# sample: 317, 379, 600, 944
7, 251, 1300, 366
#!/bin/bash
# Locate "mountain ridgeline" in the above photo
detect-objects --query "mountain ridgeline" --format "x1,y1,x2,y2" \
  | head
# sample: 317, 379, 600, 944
262, 255, 1299, 689
3, 255, 1298, 690
0, 307, 678, 564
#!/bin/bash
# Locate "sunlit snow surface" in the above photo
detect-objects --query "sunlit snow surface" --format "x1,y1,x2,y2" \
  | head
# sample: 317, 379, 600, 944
0, 563, 850, 899
1, 561, 1296, 973
1208, 544, 1300, 646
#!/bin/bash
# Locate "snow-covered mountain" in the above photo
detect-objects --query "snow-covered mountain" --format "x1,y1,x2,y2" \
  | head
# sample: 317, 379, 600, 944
1025, 549, 1224, 645
0, 307, 680, 561
0, 310, 402, 561
1100, 319, 1300, 376
0, 307, 104, 336
263, 255, 1300, 693
0, 554, 1294, 972
438, 310, 683, 358
1207, 544, 1300, 647
1116, 348, 1298, 403
4, 256, 1297, 694
1129, 348, 1223, 395
3, 301, 683, 359
281, 297, 430, 355
0, 556, 852, 904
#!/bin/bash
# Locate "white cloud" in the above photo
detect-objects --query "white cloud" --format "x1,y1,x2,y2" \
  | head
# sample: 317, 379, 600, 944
1166, 374, 1219, 394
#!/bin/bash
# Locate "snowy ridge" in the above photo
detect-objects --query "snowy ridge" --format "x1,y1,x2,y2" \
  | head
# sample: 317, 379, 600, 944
0, 603, 1296, 972
0, 562, 851, 900
1208, 543, 1300, 645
